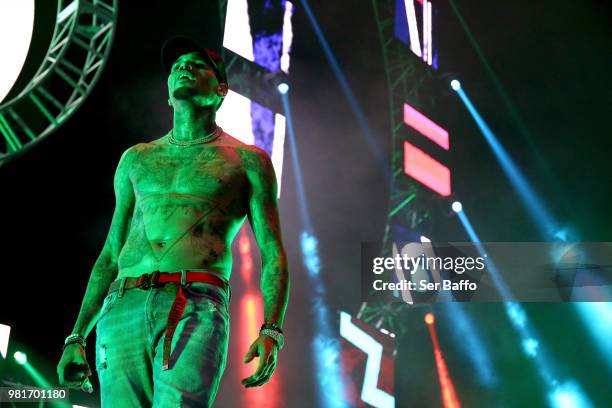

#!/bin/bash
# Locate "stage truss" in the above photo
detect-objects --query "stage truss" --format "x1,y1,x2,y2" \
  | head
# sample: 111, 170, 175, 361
358, 0, 441, 334
0, 0, 118, 166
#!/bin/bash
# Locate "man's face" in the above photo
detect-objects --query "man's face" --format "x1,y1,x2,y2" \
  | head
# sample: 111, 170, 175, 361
167, 51, 224, 108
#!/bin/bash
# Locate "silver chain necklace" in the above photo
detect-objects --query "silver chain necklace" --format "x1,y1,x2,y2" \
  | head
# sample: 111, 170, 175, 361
169, 125, 223, 146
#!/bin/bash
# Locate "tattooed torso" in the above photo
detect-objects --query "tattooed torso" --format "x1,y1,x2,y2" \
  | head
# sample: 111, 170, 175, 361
116, 132, 260, 280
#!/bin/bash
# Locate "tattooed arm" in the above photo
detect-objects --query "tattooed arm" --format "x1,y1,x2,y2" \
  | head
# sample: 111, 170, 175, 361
72, 147, 136, 337
241, 147, 290, 388
58, 147, 136, 388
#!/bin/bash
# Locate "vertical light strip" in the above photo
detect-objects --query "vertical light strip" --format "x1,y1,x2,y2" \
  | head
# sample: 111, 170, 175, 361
223, 0, 254, 62
281, 1, 294, 73
403, 0, 422, 58
216, 90, 255, 145
422, 0, 429, 64
403, 103, 449, 150
216, 91, 285, 194
427, 1, 433, 65
272, 114, 286, 197
0, 323, 10, 359
0, 0, 35, 103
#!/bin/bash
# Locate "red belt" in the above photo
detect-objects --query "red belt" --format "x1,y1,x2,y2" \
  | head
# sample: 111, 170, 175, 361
108, 271, 229, 370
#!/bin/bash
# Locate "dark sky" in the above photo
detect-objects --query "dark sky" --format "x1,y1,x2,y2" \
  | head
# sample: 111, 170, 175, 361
0, 0, 610, 406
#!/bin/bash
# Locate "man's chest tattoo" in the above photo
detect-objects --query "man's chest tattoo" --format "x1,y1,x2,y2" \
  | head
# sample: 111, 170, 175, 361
130, 147, 244, 197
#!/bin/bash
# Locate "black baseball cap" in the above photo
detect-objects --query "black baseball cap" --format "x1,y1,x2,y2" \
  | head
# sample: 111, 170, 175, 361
161, 36, 228, 85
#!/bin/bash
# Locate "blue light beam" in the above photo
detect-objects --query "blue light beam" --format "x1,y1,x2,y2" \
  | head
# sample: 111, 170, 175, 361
441, 302, 497, 387
298, 0, 389, 177
280, 85, 347, 407
456, 207, 594, 407
280, 92, 313, 231
453, 83, 559, 239
456, 209, 513, 300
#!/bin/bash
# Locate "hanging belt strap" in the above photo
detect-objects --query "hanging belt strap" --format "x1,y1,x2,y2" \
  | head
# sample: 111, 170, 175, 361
163, 282, 188, 370
107, 271, 229, 370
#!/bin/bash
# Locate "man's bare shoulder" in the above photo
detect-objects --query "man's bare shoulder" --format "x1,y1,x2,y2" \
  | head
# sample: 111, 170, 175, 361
121, 143, 147, 157
124, 134, 172, 156
115, 142, 157, 172
216, 132, 272, 169
235, 144, 272, 170
232, 142, 277, 196
217, 131, 249, 148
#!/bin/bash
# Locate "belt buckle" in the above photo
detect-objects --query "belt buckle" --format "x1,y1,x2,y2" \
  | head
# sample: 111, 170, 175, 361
136, 273, 152, 289
150, 271, 161, 287
137, 271, 161, 289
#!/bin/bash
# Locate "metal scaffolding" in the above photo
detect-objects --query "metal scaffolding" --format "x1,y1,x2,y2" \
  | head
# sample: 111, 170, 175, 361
358, 0, 440, 334
0, 0, 118, 166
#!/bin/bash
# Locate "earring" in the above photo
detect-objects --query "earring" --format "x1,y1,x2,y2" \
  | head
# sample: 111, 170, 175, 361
217, 84, 228, 97
168, 99, 172, 107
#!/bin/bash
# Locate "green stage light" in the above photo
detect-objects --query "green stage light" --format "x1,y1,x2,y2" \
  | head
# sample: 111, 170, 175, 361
13, 351, 27, 365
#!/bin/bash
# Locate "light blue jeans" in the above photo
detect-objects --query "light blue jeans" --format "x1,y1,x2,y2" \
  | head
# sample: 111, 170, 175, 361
95, 281, 231, 407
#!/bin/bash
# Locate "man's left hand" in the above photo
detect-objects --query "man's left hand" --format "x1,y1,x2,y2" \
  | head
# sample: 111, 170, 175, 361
241, 334, 279, 387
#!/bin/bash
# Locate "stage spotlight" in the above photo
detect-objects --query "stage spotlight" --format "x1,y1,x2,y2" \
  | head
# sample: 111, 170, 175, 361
424, 313, 435, 325
451, 201, 463, 213
14, 351, 27, 365
450, 79, 461, 91
277, 82, 289, 94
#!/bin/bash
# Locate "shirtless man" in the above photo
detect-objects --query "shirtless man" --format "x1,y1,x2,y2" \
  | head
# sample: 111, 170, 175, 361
56, 37, 290, 407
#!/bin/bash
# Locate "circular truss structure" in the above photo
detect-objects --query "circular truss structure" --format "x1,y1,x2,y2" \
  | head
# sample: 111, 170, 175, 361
0, 0, 118, 166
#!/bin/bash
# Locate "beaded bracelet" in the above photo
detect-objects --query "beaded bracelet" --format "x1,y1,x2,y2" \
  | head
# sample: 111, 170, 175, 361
63, 334, 86, 350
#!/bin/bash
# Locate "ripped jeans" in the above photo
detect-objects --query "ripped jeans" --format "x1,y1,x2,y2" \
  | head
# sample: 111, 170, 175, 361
95, 281, 231, 408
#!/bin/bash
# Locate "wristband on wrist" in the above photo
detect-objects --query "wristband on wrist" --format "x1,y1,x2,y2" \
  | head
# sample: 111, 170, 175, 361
260, 322, 283, 334
63, 333, 86, 350
260, 328, 284, 349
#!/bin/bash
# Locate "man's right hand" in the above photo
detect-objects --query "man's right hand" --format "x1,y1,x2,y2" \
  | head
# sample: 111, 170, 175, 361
57, 343, 92, 389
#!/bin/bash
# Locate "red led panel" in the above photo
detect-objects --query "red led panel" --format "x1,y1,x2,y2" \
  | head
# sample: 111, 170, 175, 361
404, 103, 449, 150
404, 141, 451, 196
